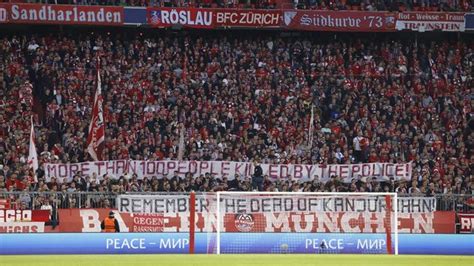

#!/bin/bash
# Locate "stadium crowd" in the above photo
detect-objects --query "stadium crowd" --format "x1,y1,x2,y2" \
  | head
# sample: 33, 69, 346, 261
0, 30, 472, 209
3, 0, 472, 12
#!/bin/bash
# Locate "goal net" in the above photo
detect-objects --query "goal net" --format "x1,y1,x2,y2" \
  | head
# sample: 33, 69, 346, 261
215, 192, 398, 255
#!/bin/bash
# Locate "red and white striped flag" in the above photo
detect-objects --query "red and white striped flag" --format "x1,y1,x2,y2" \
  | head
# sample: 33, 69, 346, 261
27, 116, 39, 182
86, 65, 105, 161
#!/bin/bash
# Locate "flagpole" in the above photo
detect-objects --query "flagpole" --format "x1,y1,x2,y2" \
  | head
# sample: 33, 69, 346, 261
177, 123, 185, 161
308, 104, 314, 149
86, 56, 105, 161
97, 56, 104, 161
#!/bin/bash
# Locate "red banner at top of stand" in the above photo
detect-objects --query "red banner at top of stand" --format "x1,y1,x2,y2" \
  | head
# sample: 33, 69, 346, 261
0, 4, 466, 33
0, 3, 124, 25
148, 7, 281, 28
282, 10, 396, 32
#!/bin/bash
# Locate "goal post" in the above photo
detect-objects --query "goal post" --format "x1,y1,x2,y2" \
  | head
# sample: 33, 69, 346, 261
215, 192, 398, 255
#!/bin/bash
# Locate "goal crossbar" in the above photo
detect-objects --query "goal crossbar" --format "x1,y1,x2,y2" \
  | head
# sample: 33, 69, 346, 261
215, 191, 398, 255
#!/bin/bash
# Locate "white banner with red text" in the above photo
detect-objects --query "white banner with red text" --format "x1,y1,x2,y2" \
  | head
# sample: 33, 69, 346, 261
395, 12, 465, 32
458, 213, 474, 234
44, 160, 412, 183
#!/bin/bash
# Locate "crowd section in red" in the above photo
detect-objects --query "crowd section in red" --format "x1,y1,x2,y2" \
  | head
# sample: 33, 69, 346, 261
0, 0, 472, 11
0, 30, 472, 201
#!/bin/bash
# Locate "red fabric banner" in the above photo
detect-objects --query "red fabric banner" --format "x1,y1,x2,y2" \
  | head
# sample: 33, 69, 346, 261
0, 3, 124, 25
0, 209, 50, 222
148, 8, 281, 28
0, 4, 466, 33
282, 10, 396, 32
42, 209, 455, 234
225, 211, 455, 234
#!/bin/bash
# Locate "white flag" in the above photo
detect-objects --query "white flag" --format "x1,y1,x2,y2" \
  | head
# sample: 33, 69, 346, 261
28, 116, 39, 182
308, 105, 314, 148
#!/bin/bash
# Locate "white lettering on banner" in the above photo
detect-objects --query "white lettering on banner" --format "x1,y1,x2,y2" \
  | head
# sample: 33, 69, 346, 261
106, 238, 146, 249
79, 209, 129, 232
117, 195, 435, 214
215, 11, 280, 25
0, 222, 44, 233
398, 12, 464, 21
317, 212, 339, 232
305, 238, 345, 250
265, 213, 291, 232
262, 212, 432, 233
159, 9, 212, 26
356, 239, 386, 250
300, 14, 362, 27
397, 212, 435, 233
77, 205, 441, 234
395, 12, 465, 32
10, 4, 122, 23
44, 160, 412, 183
113, 195, 439, 233
361, 212, 386, 233
159, 238, 189, 249
0, 210, 32, 222
459, 213, 474, 234
0, 8, 7, 22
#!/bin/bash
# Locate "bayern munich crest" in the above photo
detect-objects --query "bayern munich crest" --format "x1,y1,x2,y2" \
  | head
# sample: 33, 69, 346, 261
234, 213, 254, 232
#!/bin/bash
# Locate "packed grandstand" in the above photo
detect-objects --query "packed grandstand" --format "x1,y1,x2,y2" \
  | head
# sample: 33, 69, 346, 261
0, 29, 472, 198
0, 1, 472, 215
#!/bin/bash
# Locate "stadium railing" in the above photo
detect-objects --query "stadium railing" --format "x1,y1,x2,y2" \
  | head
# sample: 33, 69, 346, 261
0, 192, 472, 212
1, 191, 471, 235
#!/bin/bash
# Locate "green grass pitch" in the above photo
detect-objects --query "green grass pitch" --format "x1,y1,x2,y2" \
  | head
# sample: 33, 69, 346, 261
0, 254, 472, 266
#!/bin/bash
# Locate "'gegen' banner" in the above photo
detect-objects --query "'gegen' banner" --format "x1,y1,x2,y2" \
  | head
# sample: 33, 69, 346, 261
44, 160, 412, 183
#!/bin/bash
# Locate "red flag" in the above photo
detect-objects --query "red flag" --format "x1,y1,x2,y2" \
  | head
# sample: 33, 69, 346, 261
86, 65, 105, 161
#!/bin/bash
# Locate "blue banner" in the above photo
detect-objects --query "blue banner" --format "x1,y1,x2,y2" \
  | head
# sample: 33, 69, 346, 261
466, 13, 474, 30
0, 233, 473, 255
124, 7, 146, 25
